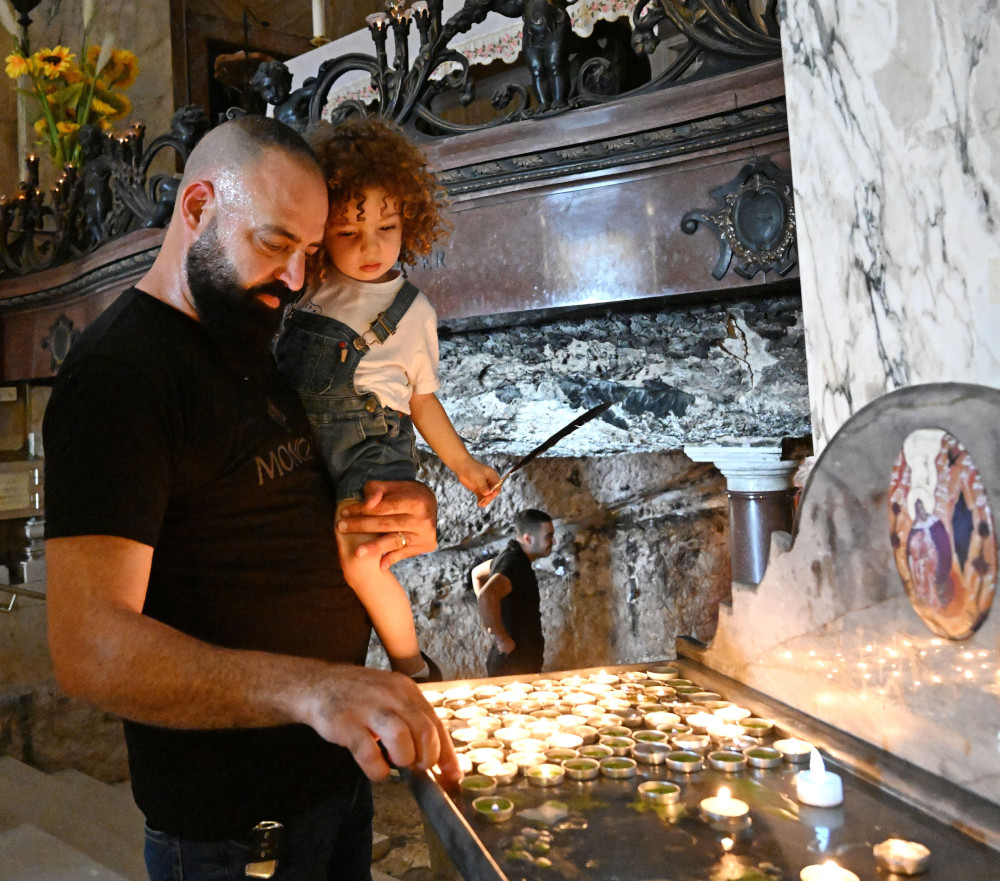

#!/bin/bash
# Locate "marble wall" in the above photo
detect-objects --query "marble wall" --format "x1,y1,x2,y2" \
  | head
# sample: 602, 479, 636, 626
691, 384, 1000, 825
780, 0, 1000, 451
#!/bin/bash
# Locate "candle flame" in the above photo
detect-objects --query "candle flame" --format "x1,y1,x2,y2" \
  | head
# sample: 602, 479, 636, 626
717, 786, 731, 800
810, 747, 826, 775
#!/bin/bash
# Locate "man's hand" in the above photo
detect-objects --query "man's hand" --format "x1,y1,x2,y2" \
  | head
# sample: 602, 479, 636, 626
494, 633, 516, 655
337, 480, 438, 570
297, 664, 461, 785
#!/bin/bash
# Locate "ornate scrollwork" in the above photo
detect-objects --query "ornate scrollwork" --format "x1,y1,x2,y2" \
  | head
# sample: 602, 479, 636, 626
681, 158, 796, 280
287, 0, 782, 133
0, 105, 209, 279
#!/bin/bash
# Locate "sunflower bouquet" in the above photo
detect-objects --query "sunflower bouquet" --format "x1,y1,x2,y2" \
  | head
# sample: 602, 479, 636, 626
1, 0, 139, 168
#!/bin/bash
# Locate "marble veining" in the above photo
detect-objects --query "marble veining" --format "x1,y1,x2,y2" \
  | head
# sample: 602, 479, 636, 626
780, 0, 1000, 451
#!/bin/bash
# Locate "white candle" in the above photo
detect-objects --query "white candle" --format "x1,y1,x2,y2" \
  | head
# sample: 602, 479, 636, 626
713, 705, 752, 723
795, 748, 844, 807
526, 762, 566, 786
699, 786, 750, 822
799, 860, 860, 881
311, 0, 325, 38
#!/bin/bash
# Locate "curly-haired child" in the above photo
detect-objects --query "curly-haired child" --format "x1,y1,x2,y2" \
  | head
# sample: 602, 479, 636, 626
274, 116, 500, 681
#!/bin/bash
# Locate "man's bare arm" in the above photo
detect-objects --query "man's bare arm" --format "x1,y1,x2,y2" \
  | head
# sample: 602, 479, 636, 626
470, 559, 493, 598
47, 534, 461, 784
477, 573, 515, 654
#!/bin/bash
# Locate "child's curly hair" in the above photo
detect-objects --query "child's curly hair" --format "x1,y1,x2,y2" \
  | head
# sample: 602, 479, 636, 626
305, 116, 450, 270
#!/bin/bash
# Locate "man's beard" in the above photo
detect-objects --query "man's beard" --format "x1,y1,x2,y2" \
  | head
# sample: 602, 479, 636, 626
186, 219, 298, 372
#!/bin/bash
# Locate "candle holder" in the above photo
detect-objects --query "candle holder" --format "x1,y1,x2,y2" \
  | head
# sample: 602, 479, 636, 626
633, 741, 673, 765
460, 774, 498, 796
472, 795, 514, 824
709, 750, 748, 773
578, 744, 614, 761
739, 717, 775, 736
744, 746, 783, 769
599, 757, 638, 779
647, 665, 680, 680
638, 780, 682, 805
665, 750, 704, 773
598, 735, 635, 756
773, 738, 813, 763
563, 757, 601, 780
872, 838, 931, 875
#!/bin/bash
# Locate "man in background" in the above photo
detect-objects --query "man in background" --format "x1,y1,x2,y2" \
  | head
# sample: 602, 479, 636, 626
474, 508, 555, 676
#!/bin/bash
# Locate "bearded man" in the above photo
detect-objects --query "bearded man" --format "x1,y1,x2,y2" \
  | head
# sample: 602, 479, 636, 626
43, 115, 459, 881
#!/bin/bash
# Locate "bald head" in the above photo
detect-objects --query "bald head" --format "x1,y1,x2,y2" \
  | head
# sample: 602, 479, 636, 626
178, 115, 322, 201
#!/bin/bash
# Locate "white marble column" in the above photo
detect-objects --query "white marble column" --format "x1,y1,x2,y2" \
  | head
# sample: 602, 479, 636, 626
779, 0, 1000, 451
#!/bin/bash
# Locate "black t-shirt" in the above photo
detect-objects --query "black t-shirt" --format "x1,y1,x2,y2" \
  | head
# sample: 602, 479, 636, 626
44, 289, 371, 839
491, 539, 544, 664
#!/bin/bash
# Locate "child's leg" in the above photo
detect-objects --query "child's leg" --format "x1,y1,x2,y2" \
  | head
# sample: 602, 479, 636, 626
335, 499, 424, 676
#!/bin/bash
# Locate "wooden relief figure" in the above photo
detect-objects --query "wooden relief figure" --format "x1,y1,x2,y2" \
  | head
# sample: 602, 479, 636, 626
889, 428, 997, 639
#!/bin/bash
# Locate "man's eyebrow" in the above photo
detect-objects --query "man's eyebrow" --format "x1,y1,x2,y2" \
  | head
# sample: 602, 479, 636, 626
258, 225, 323, 248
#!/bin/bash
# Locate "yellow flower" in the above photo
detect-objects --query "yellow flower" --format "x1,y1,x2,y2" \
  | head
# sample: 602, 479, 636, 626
94, 88, 131, 121
89, 96, 116, 117
33, 117, 49, 137
34, 45, 76, 79
104, 48, 139, 89
5, 52, 30, 79
56, 121, 80, 136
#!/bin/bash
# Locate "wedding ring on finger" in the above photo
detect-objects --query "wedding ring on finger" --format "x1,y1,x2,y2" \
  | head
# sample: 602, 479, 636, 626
398, 531, 407, 548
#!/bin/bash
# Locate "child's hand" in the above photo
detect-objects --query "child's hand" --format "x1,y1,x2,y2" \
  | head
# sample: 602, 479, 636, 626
458, 460, 502, 508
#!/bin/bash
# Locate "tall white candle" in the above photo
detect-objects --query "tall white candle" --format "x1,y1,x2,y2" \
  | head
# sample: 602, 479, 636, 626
311, 0, 325, 38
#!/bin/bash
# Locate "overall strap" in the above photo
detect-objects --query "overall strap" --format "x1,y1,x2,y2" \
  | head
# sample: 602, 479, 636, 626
352, 281, 421, 354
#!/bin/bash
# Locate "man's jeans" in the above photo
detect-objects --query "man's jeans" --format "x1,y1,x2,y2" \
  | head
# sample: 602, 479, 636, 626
143, 777, 373, 881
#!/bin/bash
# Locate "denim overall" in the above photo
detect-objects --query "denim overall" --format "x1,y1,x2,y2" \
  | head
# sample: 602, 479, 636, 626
274, 282, 420, 503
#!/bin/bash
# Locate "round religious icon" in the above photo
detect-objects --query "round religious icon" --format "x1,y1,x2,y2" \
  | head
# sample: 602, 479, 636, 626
888, 428, 997, 639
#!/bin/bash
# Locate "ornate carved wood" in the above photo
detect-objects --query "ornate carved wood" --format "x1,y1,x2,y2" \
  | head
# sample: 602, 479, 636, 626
0, 61, 792, 381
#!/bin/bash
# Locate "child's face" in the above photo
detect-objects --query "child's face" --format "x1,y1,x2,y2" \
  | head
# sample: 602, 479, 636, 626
325, 187, 403, 284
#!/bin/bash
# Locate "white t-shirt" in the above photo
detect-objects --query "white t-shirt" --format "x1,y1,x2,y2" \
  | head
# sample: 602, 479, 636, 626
296, 266, 440, 414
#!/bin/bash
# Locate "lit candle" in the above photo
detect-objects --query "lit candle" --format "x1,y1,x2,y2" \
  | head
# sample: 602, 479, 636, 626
713, 705, 752, 723
546, 731, 584, 750
494, 726, 530, 746
311, 0, 325, 38
526, 762, 566, 787
590, 670, 620, 685
507, 750, 547, 772
700, 786, 750, 822
795, 748, 844, 807
685, 711, 718, 733
476, 760, 518, 785
799, 860, 860, 881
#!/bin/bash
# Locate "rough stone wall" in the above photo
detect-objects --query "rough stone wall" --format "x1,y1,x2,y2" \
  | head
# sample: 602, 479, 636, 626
433, 293, 809, 457
364, 292, 809, 679
370, 450, 733, 680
